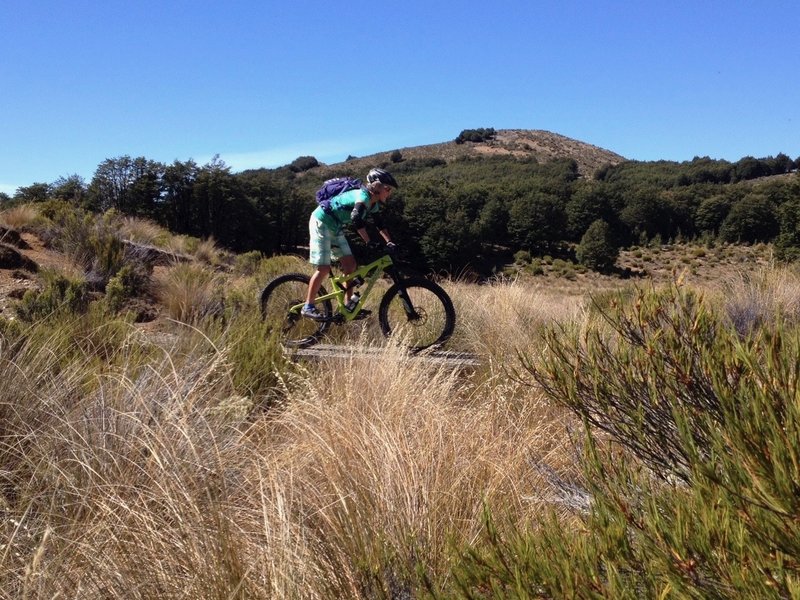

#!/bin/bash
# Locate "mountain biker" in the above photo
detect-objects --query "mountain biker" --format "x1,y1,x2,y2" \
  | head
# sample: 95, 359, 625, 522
302, 168, 399, 320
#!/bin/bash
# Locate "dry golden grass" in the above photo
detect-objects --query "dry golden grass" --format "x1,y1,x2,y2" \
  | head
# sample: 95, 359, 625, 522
117, 216, 169, 246
0, 314, 578, 598
706, 263, 800, 333
193, 236, 221, 264
153, 262, 225, 322
443, 276, 585, 359
0, 203, 39, 230
232, 346, 574, 596
0, 323, 263, 598
5, 242, 800, 597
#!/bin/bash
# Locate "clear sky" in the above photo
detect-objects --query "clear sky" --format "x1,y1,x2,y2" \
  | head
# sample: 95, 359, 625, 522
2, 1, 798, 196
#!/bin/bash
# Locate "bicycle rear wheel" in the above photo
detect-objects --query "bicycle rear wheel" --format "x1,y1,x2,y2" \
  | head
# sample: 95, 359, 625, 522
260, 273, 333, 347
378, 277, 456, 351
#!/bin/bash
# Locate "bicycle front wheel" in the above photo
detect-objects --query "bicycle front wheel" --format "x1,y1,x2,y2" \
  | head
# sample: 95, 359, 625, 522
260, 273, 333, 347
378, 277, 456, 351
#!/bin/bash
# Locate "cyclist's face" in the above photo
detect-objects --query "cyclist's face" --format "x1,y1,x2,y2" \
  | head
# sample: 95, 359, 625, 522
380, 184, 394, 202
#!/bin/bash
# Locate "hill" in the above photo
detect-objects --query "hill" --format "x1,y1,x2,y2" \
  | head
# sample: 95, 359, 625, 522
311, 129, 626, 177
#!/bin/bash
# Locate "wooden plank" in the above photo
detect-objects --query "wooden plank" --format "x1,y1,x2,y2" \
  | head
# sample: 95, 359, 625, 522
285, 344, 480, 367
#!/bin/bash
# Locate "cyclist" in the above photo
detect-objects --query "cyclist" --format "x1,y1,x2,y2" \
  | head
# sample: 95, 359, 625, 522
302, 168, 399, 320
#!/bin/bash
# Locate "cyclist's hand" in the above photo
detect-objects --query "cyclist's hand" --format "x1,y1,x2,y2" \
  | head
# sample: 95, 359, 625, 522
385, 241, 399, 254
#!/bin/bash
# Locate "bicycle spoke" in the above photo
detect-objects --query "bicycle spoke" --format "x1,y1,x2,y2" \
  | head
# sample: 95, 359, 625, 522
379, 279, 455, 350
261, 274, 331, 347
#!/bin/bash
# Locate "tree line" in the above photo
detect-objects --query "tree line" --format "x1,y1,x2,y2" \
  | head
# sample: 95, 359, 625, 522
4, 150, 800, 273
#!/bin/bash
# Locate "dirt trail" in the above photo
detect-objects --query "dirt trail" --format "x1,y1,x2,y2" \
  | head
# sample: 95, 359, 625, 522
0, 231, 81, 317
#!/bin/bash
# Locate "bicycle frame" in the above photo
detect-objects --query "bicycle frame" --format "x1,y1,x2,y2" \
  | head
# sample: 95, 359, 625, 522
288, 254, 396, 322
264, 250, 454, 350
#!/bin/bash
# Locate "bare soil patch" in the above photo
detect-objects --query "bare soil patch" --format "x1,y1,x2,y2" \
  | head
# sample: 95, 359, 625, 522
0, 230, 83, 317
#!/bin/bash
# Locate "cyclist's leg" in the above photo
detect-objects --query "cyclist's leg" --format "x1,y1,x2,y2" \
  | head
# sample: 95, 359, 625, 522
331, 232, 356, 303
307, 217, 333, 306
306, 266, 331, 306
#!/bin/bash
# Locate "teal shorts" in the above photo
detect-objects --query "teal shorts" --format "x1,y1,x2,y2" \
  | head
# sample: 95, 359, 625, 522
308, 216, 352, 266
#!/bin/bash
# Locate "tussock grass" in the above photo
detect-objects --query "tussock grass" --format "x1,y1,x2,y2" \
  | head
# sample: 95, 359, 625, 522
193, 236, 221, 264
0, 313, 299, 597
233, 345, 573, 596
445, 276, 584, 358
162, 233, 195, 255
0, 203, 39, 230
713, 263, 800, 334
154, 262, 225, 323
1, 324, 256, 597
117, 216, 170, 246
0, 303, 576, 597
7, 241, 800, 597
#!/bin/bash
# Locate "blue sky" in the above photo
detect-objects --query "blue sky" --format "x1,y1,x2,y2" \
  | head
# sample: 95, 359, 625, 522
2, 1, 798, 196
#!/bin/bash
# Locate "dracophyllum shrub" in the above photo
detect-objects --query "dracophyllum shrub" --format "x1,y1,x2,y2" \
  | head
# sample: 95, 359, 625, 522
459, 284, 800, 597
525, 284, 800, 486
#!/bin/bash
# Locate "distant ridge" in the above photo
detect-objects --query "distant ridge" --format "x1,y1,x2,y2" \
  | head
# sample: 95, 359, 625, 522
314, 129, 626, 177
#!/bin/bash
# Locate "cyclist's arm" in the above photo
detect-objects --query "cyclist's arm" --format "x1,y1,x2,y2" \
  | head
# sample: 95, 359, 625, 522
369, 211, 392, 243
351, 202, 392, 244
351, 202, 371, 242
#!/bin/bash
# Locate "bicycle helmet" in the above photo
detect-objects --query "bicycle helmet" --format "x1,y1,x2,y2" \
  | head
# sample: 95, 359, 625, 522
366, 168, 399, 189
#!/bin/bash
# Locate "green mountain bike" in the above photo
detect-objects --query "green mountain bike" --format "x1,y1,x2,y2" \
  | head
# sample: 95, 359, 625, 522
260, 249, 456, 352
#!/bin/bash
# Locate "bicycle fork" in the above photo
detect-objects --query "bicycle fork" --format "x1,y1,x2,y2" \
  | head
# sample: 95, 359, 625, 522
386, 266, 421, 320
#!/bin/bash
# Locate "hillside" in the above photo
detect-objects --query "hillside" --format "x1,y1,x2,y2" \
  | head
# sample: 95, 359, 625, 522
311, 128, 626, 177
2, 209, 799, 598
0, 221, 775, 323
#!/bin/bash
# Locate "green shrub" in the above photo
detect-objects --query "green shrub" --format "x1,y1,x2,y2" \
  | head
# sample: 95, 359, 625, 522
203, 310, 296, 410
528, 260, 544, 276
455, 128, 497, 144
16, 270, 89, 321
233, 250, 265, 276
104, 264, 150, 313
451, 286, 800, 598
513, 250, 532, 264
85, 230, 127, 287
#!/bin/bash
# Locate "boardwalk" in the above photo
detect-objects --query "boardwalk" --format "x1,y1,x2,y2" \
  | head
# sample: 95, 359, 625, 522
285, 344, 480, 368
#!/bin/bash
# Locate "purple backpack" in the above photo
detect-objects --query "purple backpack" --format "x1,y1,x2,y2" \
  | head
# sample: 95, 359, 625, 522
315, 177, 363, 213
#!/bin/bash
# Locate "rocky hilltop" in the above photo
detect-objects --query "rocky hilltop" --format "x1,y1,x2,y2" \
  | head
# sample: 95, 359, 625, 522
317, 128, 626, 177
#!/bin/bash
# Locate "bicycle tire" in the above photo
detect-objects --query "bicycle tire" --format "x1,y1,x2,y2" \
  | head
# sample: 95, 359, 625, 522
260, 273, 333, 348
378, 277, 456, 351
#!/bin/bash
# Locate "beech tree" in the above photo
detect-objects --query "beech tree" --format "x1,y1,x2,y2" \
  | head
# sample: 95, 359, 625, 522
88, 156, 163, 214
577, 219, 619, 271
719, 194, 779, 243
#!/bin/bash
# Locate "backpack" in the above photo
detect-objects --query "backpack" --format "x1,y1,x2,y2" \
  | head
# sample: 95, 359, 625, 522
315, 177, 363, 213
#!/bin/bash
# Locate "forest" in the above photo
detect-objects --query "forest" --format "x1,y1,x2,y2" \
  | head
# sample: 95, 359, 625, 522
4, 140, 800, 275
